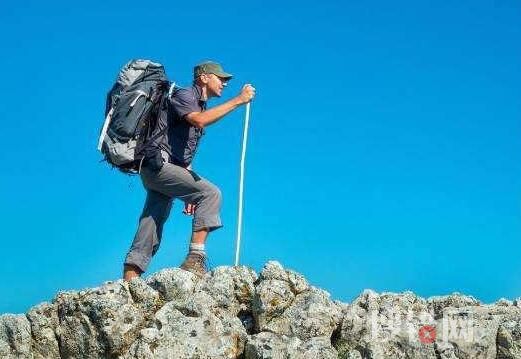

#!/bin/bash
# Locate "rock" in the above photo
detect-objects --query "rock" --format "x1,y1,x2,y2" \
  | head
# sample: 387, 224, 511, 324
259, 261, 310, 295
0, 314, 32, 359
427, 293, 481, 319
245, 333, 337, 359
26, 302, 60, 359
252, 278, 295, 333
497, 298, 514, 307
128, 277, 162, 313
297, 336, 338, 358
336, 290, 438, 359
124, 297, 247, 359
244, 332, 301, 358
283, 287, 342, 340
253, 262, 337, 341
1, 261, 520, 359
146, 268, 198, 303
195, 265, 257, 317
497, 319, 521, 358
432, 304, 521, 359
55, 281, 145, 358
335, 290, 521, 359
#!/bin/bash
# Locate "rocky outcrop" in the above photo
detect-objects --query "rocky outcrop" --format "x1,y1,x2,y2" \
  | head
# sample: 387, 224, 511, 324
1, 261, 520, 358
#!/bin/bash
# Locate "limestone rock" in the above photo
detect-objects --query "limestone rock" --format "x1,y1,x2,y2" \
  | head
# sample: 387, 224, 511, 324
124, 297, 246, 359
55, 281, 145, 358
497, 319, 521, 358
146, 268, 198, 303
245, 333, 337, 359
427, 293, 481, 319
195, 265, 257, 317
26, 302, 60, 359
0, 314, 32, 359
1, 261, 520, 359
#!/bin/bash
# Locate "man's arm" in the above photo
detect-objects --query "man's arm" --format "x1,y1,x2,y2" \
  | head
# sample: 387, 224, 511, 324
186, 84, 255, 128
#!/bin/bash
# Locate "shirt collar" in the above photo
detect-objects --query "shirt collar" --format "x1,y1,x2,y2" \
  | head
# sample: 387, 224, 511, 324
192, 84, 207, 111
193, 84, 206, 102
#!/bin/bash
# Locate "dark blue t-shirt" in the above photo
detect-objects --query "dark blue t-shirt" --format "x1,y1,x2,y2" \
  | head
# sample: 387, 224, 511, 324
164, 85, 206, 166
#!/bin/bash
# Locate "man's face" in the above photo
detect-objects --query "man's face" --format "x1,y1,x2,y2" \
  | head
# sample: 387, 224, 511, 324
204, 73, 228, 98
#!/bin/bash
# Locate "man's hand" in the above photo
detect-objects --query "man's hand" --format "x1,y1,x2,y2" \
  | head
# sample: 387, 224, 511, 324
236, 84, 256, 105
183, 203, 196, 216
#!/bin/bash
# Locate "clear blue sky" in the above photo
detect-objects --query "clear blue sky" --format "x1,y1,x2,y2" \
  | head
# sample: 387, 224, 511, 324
0, 0, 519, 314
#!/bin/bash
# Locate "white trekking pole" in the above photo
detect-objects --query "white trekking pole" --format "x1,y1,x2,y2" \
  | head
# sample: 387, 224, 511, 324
235, 102, 251, 266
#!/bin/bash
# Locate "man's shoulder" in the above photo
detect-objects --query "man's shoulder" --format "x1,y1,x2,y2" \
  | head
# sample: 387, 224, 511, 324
169, 85, 202, 118
171, 86, 197, 102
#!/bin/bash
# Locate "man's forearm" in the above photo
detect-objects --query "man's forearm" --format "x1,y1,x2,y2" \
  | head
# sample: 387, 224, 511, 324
187, 97, 242, 128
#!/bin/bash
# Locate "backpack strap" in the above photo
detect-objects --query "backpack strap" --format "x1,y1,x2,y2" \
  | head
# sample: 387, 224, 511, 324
168, 82, 176, 98
97, 108, 114, 151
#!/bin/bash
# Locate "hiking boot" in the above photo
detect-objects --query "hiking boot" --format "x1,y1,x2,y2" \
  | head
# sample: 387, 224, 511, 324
179, 252, 208, 278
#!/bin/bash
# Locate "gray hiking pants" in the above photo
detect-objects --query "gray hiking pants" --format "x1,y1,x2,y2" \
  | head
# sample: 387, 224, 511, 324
124, 162, 222, 272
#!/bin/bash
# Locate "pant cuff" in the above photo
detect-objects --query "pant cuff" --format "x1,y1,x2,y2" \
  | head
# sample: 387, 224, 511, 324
193, 216, 223, 232
124, 251, 150, 273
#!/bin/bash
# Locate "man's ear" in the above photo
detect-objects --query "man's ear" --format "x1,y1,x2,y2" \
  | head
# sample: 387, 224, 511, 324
199, 73, 209, 84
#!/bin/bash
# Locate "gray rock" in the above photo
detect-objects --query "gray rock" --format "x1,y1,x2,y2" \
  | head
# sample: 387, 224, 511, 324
146, 268, 198, 303
245, 333, 337, 359
244, 332, 302, 358
335, 290, 521, 359
56, 281, 145, 358
337, 290, 438, 359
125, 297, 247, 359
2, 262, 521, 359
284, 287, 342, 340
127, 277, 163, 327
253, 262, 338, 341
26, 302, 60, 359
497, 319, 521, 358
434, 305, 521, 359
297, 336, 338, 358
427, 293, 481, 319
253, 278, 295, 333
0, 314, 32, 359
195, 265, 257, 317
259, 261, 288, 281
514, 298, 521, 308
259, 261, 310, 295
497, 298, 514, 307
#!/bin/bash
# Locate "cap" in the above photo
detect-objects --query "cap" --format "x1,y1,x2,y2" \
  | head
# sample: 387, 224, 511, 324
193, 61, 233, 80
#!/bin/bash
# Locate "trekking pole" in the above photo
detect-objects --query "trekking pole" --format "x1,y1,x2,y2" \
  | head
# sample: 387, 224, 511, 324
235, 102, 251, 266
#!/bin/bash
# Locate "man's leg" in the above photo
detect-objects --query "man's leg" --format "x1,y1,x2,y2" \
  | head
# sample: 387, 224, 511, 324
123, 189, 173, 280
142, 163, 222, 276
191, 229, 208, 245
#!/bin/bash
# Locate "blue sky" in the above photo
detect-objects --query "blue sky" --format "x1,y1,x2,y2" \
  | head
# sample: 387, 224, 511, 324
0, 0, 519, 314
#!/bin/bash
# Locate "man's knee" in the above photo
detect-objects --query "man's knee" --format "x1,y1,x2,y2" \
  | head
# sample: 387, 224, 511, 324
206, 186, 222, 207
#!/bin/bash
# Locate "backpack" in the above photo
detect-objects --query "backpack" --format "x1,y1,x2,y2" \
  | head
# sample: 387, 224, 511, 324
97, 59, 171, 174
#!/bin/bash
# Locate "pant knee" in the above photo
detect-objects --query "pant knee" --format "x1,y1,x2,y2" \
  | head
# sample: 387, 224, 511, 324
213, 186, 222, 201
207, 186, 222, 207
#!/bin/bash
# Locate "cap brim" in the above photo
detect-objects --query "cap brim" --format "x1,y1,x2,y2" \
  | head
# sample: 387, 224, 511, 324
214, 71, 233, 80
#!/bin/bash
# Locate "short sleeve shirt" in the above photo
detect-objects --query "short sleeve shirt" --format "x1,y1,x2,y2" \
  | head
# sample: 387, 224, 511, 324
166, 85, 206, 166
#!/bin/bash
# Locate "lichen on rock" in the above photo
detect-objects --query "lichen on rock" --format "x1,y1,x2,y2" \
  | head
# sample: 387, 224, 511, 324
0, 261, 520, 359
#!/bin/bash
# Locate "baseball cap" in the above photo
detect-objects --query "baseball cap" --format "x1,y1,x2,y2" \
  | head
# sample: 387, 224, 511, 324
193, 61, 233, 80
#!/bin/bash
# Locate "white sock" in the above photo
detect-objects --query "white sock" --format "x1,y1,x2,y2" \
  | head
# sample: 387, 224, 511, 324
189, 243, 205, 255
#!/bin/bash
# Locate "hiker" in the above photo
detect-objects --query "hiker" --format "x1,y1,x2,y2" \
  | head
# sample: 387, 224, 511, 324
123, 61, 255, 280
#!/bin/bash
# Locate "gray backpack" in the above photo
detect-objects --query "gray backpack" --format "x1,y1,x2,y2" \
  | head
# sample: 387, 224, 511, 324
98, 59, 171, 173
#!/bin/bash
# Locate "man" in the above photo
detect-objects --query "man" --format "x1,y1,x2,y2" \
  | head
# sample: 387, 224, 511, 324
123, 61, 255, 280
